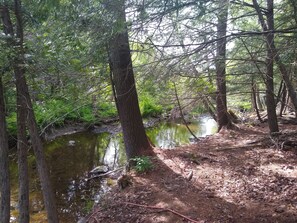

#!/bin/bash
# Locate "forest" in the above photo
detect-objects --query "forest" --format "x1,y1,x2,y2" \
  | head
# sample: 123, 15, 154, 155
0, 0, 297, 222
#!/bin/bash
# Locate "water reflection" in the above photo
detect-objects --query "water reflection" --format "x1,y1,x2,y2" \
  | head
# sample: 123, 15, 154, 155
101, 133, 126, 169
147, 116, 217, 148
10, 116, 217, 222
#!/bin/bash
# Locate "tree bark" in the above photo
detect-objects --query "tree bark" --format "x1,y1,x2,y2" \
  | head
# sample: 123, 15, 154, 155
0, 2, 30, 222
265, 0, 279, 132
0, 4, 11, 223
215, 0, 231, 131
279, 85, 287, 116
253, 0, 279, 133
16, 75, 30, 223
0, 76, 10, 223
1, 3, 30, 221
108, 0, 152, 159
15, 64, 30, 223
13, 1, 59, 222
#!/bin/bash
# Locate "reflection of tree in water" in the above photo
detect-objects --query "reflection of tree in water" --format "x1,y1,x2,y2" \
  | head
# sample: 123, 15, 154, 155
45, 132, 126, 221
45, 132, 100, 221
147, 122, 196, 148
146, 117, 217, 148
102, 134, 126, 169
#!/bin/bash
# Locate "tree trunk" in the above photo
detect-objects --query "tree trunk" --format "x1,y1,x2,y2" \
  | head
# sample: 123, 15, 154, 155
279, 86, 287, 116
0, 4, 11, 223
253, 0, 279, 133
255, 0, 297, 116
15, 64, 30, 223
252, 80, 263, 123
265, 0, 279, 132
0, 2, 30, 222
108, 0, 152, 160
13, 1, 59, 222
15, 60, 60, 223
215, 0, 231, 131
0, 76, 10, 223
274, 54, 297, 115
256, 89, 264, 111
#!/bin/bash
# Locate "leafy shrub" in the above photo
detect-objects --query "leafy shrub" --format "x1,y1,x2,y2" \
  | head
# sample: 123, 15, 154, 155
78, 105, 96, 123
98, 102, 117, 118
130, 156, 153, 173
7, 99, 117, 134
34, 99, 74, 128
139, 94, 162, 118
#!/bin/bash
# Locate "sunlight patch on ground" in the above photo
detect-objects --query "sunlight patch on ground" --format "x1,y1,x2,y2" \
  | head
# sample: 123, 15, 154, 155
259, 163, 297, 178
155, 198, 187, 209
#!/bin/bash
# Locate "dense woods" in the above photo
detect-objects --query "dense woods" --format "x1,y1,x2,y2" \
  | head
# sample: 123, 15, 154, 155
1, 0, 297, 222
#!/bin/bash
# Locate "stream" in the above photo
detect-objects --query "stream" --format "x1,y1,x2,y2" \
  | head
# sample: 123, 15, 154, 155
9, 116, 217, 222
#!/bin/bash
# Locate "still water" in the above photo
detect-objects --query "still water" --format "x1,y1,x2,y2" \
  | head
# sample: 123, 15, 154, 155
10, 116, 217, 222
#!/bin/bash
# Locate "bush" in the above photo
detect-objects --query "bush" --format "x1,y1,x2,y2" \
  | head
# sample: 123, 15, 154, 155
78, 105, 96, 123
98, 102, 117, 118
7, 99, 117, 134
139, 94, 162, 118
34, 99, 74, 128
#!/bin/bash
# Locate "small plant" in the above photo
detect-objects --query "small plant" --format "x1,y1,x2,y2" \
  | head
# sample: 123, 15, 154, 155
130, 156, 153, 173
83, 199, 94, 213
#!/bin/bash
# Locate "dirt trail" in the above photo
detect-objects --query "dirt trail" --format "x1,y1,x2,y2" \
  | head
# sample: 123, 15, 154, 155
86, 122, 297, 223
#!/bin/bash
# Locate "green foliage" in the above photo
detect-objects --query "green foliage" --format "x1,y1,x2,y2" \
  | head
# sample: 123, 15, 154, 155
237, 101, 252, 111
130, 156, 153, 173
191, 105, 208, 115
78, 106, 96, 123
34, 99, 74, 128
6, 99, 117, 135
6, 112, 17, 135
34, 99, 98, 128
139, 94, 163, 118
98, 102, 117, 118
83, 199, 94, 213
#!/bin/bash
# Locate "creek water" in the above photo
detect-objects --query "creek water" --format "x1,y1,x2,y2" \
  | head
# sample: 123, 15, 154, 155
9, 116, 217, 222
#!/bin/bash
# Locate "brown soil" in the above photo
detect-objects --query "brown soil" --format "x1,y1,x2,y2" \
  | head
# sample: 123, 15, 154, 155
86, 121, 297, 223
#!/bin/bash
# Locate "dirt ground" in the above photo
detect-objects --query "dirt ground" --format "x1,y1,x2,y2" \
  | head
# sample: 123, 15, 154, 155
85, 121, 297, 223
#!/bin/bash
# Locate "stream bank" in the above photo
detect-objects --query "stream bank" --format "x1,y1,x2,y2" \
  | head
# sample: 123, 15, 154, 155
85, 122, 297, 223
10, 115, 217, 222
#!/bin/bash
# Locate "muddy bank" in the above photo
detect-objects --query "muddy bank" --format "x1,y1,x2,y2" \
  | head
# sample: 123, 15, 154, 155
42, 116, 169, 142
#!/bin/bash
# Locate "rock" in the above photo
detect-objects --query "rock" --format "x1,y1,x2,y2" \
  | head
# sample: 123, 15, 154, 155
68, 140, 76, 146
90, 165, 109, 174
